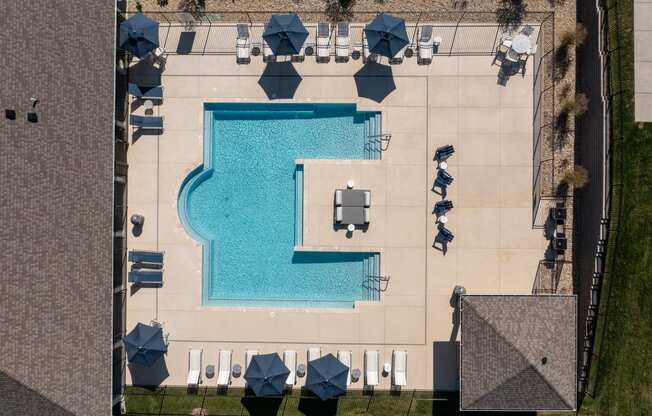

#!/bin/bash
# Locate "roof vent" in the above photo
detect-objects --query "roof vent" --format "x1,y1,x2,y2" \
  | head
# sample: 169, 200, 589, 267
541, 357, 548, 365
5, 109, 16, 120
27, 112, 38, 123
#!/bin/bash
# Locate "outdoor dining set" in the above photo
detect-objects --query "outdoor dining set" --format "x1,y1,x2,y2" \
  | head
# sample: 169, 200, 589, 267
334, 180, 371, 232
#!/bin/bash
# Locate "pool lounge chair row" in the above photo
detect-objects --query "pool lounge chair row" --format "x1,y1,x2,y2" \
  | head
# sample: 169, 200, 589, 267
236, 23, 441, 65
186, 348, 407, 389
128, 250, 165, 284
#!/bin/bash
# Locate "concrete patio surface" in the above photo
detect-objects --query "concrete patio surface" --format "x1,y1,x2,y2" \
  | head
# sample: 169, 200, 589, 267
126, 29, 543, 391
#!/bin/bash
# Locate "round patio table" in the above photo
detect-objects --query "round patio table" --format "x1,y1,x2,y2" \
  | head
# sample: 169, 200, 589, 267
438, 215, 448, 224
511, 34, 530, 54
347, 224, 355, 232
438, 161, 448, 170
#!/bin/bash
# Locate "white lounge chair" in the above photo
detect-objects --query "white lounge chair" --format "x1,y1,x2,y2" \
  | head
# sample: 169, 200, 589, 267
418, 25, 433, 65
389, 44, 408, 65
292, 44, 306, 62
316, 23, 331, 63
236, 24, 251, 64
187, 349, 202, 387
365, 350, 379, 387
336, 22, 350, 62
245, 349, 259, 371
392, 350, 407, 387
337, 350, 352, 386
308, 347, 321, 362
148, 47, 167, 70
335, 206, 343, 223
284, 350, 297, 386
217, 350, 232, 387
263, 38, 276, 63
362, 32, 377, 63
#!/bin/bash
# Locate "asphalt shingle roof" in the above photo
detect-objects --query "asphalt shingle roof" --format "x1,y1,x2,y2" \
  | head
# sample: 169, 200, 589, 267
460, 295, 577, 411
0, 1, 115, 415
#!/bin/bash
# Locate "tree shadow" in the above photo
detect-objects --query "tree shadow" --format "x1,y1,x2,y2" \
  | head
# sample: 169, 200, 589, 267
241, 395, 284, 416
354, 62, 396, 103
258, 62, 302, 100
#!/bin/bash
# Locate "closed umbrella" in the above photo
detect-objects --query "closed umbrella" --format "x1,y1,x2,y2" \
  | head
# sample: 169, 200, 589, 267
119, 13, 160, 58
244, 353, 290, 397
124, 323, 167, 367
306, 353, 349, 400
364, 13, 410, 58
262, 14, 309, 55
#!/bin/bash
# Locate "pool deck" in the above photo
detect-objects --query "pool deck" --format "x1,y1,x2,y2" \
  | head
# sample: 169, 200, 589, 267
126, 46, 543, 391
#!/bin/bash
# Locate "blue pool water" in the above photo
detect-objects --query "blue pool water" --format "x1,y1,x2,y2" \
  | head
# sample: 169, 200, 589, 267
179, 103, 381, 308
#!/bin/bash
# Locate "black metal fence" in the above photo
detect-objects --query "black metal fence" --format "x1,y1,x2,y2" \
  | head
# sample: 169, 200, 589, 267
120, 10, 552, 57
575, 0, 625, 401
122, 386, 460, 416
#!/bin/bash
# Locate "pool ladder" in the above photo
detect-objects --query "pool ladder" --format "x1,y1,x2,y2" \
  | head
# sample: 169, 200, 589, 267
368, 133, 392, 152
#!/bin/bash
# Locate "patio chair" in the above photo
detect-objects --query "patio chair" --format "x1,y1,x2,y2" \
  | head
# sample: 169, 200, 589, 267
389, 44, 408, 65
335, 189, 343, 206
236, 24, 251, 64
128, 83, 163, 100
506, 47, 521, 63
391, 350, 408, 387
128, 270, 163, 284
434, 200, 454, 217
364, 207, 370, 224
308, 347, 321, 362
217, 350, 232, 387
434, 144, 455, 162
284, 350, 297, 386
362, 32, 377, 63
187, 349, 202, 387
130, 114, 164, 131
336, 22, 350, 62
316, 23, 331, 63
417, 25, 433, 65
128, 249, 164, 265
433, 170, 454, 190
148, 47, 167, 70
337, 350, 352, 386
335, 206, 343, 223
245, 350, 259, 371
364, 191, 371, 207
435, 226, 455, 244
364, 350, 379, 387
291, 44, 306, 62
263, 37, 276, 63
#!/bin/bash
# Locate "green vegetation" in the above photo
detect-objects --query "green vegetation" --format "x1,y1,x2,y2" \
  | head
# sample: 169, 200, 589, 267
123, 387, 457, 415
579, 0, 652, 414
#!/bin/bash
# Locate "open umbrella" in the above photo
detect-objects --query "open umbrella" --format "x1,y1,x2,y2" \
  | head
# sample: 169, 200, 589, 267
119, 13, 160, 58
124, 323, 167, 367
354, 62, 396, 103
263, 14, 309, 55
364, 13, 409, 58
305, 353, 349, 400
244, 353, 290, 396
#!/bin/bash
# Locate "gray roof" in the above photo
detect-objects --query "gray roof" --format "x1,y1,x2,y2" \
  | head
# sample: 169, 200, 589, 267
0, 1, 115, 415
460, 295, 577, 411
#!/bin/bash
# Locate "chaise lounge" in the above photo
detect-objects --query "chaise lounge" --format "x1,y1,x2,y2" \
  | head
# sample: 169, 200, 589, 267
130, 114, 164, 131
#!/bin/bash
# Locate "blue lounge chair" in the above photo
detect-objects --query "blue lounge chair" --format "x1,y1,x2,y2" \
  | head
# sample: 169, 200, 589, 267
128, 83, 164, 100
434, 144, 455, 162
434, 200, 454, 216
130, 114, 164, 130
435, 226, 454, 243
129, 250, 164, 265
434, 170, 454, 189
128, 270, 163, 284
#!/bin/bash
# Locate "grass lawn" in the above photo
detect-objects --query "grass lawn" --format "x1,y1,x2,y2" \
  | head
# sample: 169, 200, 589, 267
579, 0, 652, 414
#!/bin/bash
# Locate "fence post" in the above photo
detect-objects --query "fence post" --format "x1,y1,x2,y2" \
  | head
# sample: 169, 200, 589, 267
406, 389, 416, 416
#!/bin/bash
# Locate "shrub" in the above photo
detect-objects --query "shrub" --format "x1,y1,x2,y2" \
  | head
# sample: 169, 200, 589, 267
561, 165, 589, 188
497, 0, 527, 32
560, 93, 589, 117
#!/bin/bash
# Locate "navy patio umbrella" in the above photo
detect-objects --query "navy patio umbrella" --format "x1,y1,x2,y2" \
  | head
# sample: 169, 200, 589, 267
124, 323, 167, 367
119, 13, 160, 58
262, 14, 309, 55
364, 13, 410, 58
305, 353, 349, 401
244, 353, 290, 397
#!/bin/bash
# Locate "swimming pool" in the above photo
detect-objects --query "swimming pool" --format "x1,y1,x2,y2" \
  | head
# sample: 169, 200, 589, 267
178, 103, 381, 308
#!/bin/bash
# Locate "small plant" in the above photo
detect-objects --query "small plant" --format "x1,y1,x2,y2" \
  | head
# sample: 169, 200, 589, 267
496, 0, 527, 32
561, 165, 589, 189
135, 0, 143, 12
325, 0, 355, 23
560, 93, 589, 117
157, 0, 169, 6
559, 83, 572, 99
